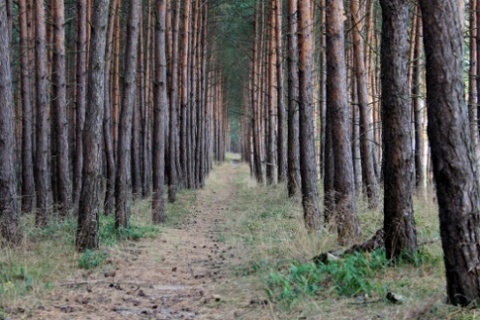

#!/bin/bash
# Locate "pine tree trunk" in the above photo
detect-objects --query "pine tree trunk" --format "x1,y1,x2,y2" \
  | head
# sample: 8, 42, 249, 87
276, 0, 286, 183
267, 0, 278, 185
52, 0, 72, 216
103, 0, 119, 216
35, 0, 52, 227
380, 0, 418, 260
469, 0, 478, 145
73, 0, 88, 208
351, 0, 379, 208
0, 0, 20, 244
132, 8, 144, 198
76, 0, 110, 251
115, 0, 141, 229
326, 0, 361, 244
152, 0, 168, 224
298, 0, 321, 231
168, 0, 181, 202
19, 0, 36, 213
419, 0, 480, 306
412, 7, 425, 192
287, 0, 301, 197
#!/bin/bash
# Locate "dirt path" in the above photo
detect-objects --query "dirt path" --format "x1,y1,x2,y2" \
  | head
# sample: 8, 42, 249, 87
26, 163, 245, 320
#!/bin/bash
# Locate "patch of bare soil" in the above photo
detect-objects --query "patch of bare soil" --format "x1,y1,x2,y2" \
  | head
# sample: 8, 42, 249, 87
17, 164, 247, 320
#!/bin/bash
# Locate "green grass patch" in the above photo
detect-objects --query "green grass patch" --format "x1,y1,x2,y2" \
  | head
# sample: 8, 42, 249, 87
78, 249, 107, 269
265, 250, 389, 304
100, 215, 159, 246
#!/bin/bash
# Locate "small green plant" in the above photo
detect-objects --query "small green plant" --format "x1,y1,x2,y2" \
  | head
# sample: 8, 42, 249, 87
29, 217, 77, 244
0, 264, 34, 295
265, 250, 390, 304
78, 249, 107, 269
99, 215, 159, 246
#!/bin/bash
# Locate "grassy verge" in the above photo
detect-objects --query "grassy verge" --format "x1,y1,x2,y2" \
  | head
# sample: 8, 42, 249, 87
218, 162, 478, 320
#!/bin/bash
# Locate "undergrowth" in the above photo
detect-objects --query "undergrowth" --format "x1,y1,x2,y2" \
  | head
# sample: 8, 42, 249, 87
265, 250, 389, 303
215, 161, 459, 319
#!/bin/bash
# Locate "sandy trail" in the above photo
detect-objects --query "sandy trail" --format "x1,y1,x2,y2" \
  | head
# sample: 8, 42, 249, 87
24, 163, 244, 320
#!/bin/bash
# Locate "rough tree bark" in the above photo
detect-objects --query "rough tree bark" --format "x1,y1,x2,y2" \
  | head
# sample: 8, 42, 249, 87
73, 0, 88, 208
276, 0, 286, 183
167, 0, 181, 203
19, 0, 36, 213
52, 0, 72, 216
0, 0, 20, 244
379, 0, 418, 260
287, 0, 301, 197
35, 0, 52, 227
152, 0, 168, 224
419, 0, 480, 306
76, 0, 110, 251
298, 0, 321, 231
351, 0, 379, 208
115, 0, 141, 229
103, 0, 119, 215
180, 0, 192, 187
412, 7, 425, 192
267, 0, 278, 185
326, 0, 361, 244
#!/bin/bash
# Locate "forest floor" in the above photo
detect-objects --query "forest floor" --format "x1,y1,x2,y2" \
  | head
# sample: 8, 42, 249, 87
3, 156, 480, 319
3, 157, 270, 320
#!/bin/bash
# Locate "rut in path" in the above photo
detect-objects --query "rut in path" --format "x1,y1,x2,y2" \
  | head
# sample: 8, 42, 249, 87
26, 162, 246, 320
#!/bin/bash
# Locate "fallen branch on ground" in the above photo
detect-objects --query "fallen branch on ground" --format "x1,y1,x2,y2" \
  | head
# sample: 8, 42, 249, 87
313, 228, 440, 265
